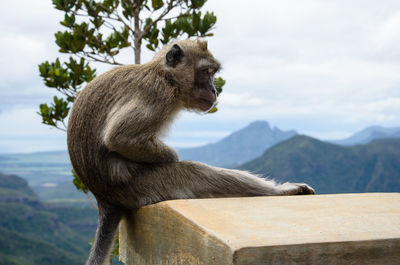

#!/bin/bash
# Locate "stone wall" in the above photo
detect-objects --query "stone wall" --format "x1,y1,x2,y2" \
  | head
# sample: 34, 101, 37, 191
119, 193, 400, 265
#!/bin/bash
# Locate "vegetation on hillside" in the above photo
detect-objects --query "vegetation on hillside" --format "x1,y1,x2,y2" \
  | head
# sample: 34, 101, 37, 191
0, 173, 97, 265
240, 136, 400, 194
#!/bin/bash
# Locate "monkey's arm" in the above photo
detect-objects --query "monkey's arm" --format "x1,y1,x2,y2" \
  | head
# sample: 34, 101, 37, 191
108, 136, 178, 163
102, 101, 178, 164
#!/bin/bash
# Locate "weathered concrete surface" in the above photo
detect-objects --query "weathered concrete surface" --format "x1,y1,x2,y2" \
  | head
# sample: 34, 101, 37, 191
119, 193, 400, 265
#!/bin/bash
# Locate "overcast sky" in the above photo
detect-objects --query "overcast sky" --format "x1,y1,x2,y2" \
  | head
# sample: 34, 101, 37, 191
1, 0, 400, 154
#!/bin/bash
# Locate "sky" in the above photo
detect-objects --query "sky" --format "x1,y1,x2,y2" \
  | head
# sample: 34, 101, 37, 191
1, 0, 400, 153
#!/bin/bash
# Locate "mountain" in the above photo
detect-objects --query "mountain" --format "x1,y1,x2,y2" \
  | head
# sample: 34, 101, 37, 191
0, 172, 97, 265
239, 136, 400, 194
0, 151, 89, 203
0, 151, 72, 187
178, 121, 297, 167
331, 126, 400, 146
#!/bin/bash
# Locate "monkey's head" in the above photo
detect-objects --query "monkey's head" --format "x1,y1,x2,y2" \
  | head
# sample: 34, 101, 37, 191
157, 39, 221, 112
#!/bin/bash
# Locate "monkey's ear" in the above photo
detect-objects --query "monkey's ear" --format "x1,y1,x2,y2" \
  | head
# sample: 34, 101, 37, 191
166, 44, 184, 68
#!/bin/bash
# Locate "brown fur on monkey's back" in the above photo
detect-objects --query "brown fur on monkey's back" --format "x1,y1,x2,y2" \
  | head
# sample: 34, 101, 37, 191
67, 63, 164, 194
68, 65, 130, 192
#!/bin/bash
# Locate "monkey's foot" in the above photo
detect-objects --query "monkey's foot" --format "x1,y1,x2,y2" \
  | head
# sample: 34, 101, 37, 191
295, 183, 315, 195
280, 183, 315, 195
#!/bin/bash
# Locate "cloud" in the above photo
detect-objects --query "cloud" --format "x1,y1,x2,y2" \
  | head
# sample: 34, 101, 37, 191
373, 11, 400, 58
0, 1, 65, 113
1, 0, 400, 152
0, 107, 66, 153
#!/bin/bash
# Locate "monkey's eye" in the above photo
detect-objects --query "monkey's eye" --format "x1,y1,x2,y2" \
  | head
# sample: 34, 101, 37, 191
201, 68, 209, 74
208, 68, 216, 75
200, 67, 217, 76
203, 68, 216, 75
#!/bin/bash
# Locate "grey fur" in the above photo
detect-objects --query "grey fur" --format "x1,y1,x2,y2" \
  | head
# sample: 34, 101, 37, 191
67, 39, 315, 265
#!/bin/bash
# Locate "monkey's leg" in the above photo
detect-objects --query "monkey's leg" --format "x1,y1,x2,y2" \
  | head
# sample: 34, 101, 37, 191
173, 161, 315, 197
86, 202, 122, 265
115, 161, 315, 208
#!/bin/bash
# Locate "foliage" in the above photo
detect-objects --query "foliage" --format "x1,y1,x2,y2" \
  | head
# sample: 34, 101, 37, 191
72, 169, 89, 193
239, 136, 400, 194
39, 0, 224, 132
208, 76, 225, 113
0, 173, 94, 265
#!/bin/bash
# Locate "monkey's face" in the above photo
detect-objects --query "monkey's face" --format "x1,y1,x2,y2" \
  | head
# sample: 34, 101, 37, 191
191, 63, 219, 112
164, 42, 220, 112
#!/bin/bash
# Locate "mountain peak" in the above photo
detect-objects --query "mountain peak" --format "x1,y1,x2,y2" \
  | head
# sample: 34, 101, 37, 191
246, 120, 271, 130
331, 125, 400, 146
178, 120, 297, 167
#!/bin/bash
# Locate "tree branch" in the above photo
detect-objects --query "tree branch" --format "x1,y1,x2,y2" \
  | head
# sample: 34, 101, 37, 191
71, 7, 135, 37
51, 125, 67, 132
75, 52, 123, 65
102, 20, 132, 50
133, 1, 142, 64
141, 0, 181, 38
86, 192, 98, 210
100, 4, 136, 36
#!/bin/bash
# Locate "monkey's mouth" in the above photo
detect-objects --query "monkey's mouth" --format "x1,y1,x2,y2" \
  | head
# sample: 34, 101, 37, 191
199, 98, 215, 111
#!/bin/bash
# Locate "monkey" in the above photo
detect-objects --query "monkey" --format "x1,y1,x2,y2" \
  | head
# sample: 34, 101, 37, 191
67, 39, 315, 265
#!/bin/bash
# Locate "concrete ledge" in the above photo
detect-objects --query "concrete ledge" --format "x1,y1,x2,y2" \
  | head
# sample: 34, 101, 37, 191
119, 193, 400, 265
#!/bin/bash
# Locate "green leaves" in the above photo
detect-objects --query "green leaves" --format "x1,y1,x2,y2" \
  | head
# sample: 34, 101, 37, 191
151, 0, 164, 10
105, 26, 131, 52
144, 18, 160, 51
207, 76, 225, 114
72, 170, 89, 193
52, 0, 77, 12
38, 96, 70, 128
148, 10, 217, 50
55, 23, 93, 53
60, 13, 76, 28
189, 0, 207, 9
55, 22, 130, 60
39, 57, 95, 93
65, 57, 96, 88
214, 76, 225, 96
38, 57, 95, 129
176, 11, 217, 37
200, 11, 217, 36
39, 59, 69, 89
52, 0, 217, 62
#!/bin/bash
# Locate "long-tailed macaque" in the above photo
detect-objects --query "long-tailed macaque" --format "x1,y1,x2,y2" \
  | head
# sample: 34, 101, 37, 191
67, 39, 315, 265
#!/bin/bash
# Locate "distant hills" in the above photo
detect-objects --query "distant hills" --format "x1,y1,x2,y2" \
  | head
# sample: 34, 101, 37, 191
0, 151, 72, 187
0, 121, 399, 200
239, 136, 400, 194
0, 151, 88, 203
0, 172, 97, 265
330, 125, 400, 146
178, 121, 297, 167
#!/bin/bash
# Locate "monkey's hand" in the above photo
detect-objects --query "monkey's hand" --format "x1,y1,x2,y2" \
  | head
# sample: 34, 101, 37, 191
141, 139, 179, 163
160, 145, 179, 163
106, 135, 179, 164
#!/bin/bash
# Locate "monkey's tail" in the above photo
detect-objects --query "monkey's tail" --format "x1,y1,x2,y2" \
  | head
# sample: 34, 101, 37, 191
86, 201, 123, 265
